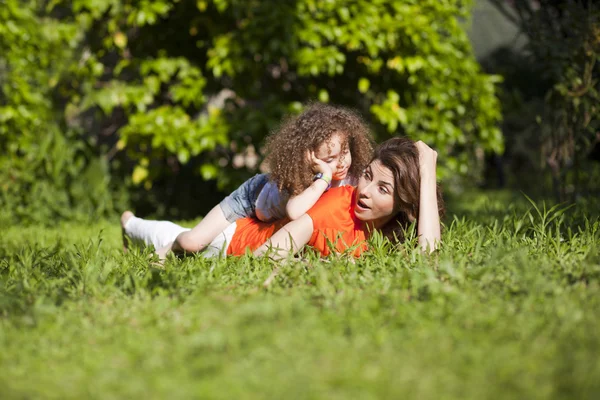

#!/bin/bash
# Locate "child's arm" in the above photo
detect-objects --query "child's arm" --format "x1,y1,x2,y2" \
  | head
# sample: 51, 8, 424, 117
285, 151, 333, 220
285, 178, 331, 220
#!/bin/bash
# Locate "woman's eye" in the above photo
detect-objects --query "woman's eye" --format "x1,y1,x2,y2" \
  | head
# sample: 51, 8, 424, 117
379, 186, 389, 194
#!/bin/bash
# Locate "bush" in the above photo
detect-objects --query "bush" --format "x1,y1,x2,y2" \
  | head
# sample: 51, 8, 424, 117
2, 0, 504, 221
68, 0, 502, 188
487, 0, 600, 198
0, 0, 121, 225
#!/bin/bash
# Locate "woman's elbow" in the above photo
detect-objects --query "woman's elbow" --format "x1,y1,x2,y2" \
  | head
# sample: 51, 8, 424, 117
176, 232, 206, 253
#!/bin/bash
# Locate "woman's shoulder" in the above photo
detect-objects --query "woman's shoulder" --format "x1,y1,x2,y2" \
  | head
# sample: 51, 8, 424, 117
320, 185, 355, 203
306, 186, 356, 226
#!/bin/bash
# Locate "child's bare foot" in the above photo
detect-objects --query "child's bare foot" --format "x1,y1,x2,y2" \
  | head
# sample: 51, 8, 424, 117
121, 211, 134, 252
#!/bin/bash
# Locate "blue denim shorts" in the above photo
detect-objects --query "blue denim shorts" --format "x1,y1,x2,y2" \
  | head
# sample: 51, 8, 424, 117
219, 173, 270, 223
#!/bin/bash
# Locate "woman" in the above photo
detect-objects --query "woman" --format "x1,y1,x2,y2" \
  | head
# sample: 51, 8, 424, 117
122, 137, 443, 259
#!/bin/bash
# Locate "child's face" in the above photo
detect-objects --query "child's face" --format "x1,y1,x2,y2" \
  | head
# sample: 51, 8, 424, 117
314, 133, 352, 181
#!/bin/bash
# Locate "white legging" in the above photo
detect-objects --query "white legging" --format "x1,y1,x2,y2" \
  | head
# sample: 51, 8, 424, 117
123, 216, 237, 258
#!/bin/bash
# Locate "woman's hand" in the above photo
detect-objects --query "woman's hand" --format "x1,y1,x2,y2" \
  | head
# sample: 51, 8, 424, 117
155, 245, 170, 261
415, 140, 437, 179
306, 150, 333, 178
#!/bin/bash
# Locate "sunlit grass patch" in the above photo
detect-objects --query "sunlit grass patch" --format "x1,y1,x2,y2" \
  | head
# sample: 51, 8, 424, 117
0, 193, 599, 399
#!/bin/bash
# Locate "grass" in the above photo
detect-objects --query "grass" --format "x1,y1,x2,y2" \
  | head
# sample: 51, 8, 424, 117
1, 190, 599, 399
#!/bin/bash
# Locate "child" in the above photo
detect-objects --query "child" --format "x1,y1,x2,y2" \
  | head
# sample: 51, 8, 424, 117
122, 103, 374, 258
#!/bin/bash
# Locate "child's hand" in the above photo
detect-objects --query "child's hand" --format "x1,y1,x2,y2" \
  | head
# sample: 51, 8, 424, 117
307, 150, 333, 178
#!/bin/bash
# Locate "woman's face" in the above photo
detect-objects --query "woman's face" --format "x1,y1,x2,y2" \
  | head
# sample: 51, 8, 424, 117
354, 160, 397, 228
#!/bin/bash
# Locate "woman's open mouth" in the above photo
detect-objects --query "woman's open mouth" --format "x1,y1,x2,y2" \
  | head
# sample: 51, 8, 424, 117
355, 199, 370, 212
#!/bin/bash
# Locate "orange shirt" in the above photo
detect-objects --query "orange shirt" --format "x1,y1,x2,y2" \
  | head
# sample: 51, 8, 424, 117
226, 217, 289, 256
305, 186, 368, 257
227, 186, 368, 257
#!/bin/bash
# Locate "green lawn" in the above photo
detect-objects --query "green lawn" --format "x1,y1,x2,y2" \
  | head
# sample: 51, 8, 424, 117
1, 192, 599, 399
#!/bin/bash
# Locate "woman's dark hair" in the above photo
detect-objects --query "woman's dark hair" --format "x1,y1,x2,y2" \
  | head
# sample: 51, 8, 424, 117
264, 103, 374, 195
374, 137, 445, 242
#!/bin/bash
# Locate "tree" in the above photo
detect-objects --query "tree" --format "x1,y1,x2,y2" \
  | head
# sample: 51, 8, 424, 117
0, 0, 118, 225
67, 0, 502, 188
2, 0, 505, 221
490, 0, 600, 199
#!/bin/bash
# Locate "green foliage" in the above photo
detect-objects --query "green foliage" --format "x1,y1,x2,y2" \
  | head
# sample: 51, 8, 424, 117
487, 0, 600, 197
2, 0, 504, 221
62, 0, 501, 192
531, 3, 600, 198
1, 194, 599, 398
0, 0, 120, 225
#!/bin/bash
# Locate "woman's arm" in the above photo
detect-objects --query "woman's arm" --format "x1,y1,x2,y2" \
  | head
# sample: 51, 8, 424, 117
253, 214, 314, 259
415, 141, 441, 253
285, 151, 333, 220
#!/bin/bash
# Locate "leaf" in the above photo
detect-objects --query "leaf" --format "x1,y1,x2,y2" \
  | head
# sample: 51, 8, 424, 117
318, 89, 329, 103
132, 165, 149, 185
200, 164, 218, 180
358, 78, 370, 94
113, 32, 127, 49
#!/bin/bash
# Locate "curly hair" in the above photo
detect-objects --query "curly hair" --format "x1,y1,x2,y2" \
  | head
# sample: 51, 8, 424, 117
374, 137, 445, 243
264, 103, 374, 196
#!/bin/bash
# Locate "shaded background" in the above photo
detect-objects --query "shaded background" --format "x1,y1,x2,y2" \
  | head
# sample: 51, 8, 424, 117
1, 0, 598, 225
